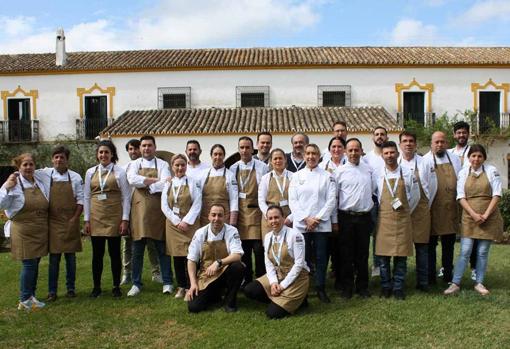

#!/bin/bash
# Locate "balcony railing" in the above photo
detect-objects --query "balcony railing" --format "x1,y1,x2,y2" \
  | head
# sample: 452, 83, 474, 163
396, 112, 435, 128
474, 112, 510, 134
76, 118, 114, 140
0, 119, 39, 143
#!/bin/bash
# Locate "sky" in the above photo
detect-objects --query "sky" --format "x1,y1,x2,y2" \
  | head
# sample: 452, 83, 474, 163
0, 0, 509, 53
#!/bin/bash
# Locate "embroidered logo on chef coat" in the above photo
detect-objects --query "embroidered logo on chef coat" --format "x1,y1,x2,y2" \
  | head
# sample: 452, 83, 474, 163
233, 233, 240, 240
295, 235, 303, 243
494, 171, 500, 177
231, 180, 237, 185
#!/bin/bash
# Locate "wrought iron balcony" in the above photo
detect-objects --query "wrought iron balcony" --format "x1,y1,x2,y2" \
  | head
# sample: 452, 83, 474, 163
474, 112, 510, 134
396, 112, 435, 128
76, 118, 114, 140
0, 119, 39, 143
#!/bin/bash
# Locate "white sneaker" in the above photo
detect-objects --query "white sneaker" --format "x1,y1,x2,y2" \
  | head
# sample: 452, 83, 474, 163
174, 287, 186, 299
437, 267, 444, 277
120, 274, 132, 286
152, 273, 163, 284
127, 285, 141, 297
371, 266, 380, 277
471, 269, 477, 282
162, 284, 174, 294
30, 296, 46, 309
444, 283, 460, 295
474, 283, 490, 296
18, 299, 33, 311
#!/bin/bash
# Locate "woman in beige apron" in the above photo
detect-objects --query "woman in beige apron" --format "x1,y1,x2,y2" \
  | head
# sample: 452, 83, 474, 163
84, 140, 130, 298
258, 148, 292, 236
162, 154, 202, 298
244, 205, 309, 319
444, 145, 504, 296
0, 153, 49, 310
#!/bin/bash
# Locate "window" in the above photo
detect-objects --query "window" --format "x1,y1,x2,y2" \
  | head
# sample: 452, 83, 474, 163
236, 86, 269, 107
158, 87, 191, 109
403, 91, 425, 125
479, 91, 501, 131
318, 85, 351, 107
84, 96, 108, 140
7, 98, 31, 142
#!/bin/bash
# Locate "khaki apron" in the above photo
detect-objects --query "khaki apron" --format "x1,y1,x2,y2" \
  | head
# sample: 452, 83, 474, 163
197, 228, 229, 290
90, 166, 123, 237
461, 168, 504, 240
165, 178, 200, 256
10, 182, 49, 260
431, 153, 459, 236
411, 167, 431, 244
131, 162, 166, 241
376, 170, 413, 257
48, 171, 82, 253
261, 173, 291, 236
257, 232, 309, 313
237, 164, 262, 240
200, 168, 230, 226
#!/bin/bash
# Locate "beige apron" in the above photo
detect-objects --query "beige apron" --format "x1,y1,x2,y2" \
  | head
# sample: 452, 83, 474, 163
131, 162, 166, 241
261, 173, 291, 236
431, 153, 459, 236
90, 166, 123, 237
376, 169, 413, 257
10, 182, 49, 260
411, 167, 431, 244
237, 164, 262, 240
197, 228, 229, 290
257, 232, 309, 313
48, 171, 82, 253
200, 168, 230, 226
461, 168, 504, 240
165, 178, 200, 256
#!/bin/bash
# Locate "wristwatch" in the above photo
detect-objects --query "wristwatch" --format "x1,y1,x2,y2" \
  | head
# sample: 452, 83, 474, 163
216, 259, 223, 267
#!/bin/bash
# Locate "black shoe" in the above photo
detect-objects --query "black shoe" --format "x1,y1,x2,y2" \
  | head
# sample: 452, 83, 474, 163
298, 297, 309, 310
317, 289, 331, 303
224, 305, 238, 313
112, 287, 122, 298
356, 289, 372, 299
240, 280, 250, 291
340, 289, 353, 299
46, 293, 57, 302
380, 288, 392, 298
416, 284, 429, 293
89, 288, 102, 298
66, 290, 76, 298
394, 289, 406, 300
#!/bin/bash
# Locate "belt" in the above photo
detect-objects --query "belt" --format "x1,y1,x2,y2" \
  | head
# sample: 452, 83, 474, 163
339, 210, 370, 216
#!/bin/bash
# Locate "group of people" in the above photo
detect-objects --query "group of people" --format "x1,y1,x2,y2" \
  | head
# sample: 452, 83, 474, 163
0, 120, 504, 319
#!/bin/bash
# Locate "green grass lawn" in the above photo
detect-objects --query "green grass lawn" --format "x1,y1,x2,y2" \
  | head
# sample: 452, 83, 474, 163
0, 240, 509, 349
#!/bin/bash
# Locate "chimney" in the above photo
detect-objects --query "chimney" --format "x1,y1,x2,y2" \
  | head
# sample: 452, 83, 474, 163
56, 28, 67, 66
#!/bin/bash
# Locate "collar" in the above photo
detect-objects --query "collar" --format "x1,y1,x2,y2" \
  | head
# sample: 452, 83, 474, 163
240, 159, 253, 167
188, 160, 202, 168
54, 167, 69, 175
208, 223, 226, 236
384, 165, 400, 174
99, 163, 114, 171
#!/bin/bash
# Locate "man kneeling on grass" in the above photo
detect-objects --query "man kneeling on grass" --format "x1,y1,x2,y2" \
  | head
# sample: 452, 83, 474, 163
186, 204, 245, 313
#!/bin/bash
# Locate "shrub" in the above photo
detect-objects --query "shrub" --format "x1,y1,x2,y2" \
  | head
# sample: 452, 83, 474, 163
500, 189, 510, 233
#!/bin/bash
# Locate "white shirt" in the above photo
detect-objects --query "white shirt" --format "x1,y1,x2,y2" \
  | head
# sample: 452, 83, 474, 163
362, 149, 385, 172
374, 165, 419, 213
334, 161, 375, 212
186, 161, 210, 180
319, 157, 346, 173
229, 158, 269, 188
264, 226, 309, 290
161, 176, 202, 226
36, 167, 84, 206
422, 151, 462, 203
187, 223, 244, 262
127, 157, 171, 194
258, 170, 293, 222
199, 166, 239, 212
0, 174, 49, 237
449, 145, 471, 168
457, 164, 502, 200
398, 154, 436, 207
321, 149, 347, 164
83, 163, 131, 221
289, 166, 337, 232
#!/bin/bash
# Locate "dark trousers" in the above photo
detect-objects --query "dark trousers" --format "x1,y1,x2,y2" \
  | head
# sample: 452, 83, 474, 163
337, 211, 371, 293
243, 280, 291, 319
414, 243, 429, 287
173, 256, 189, 288
470, 239, 479, 269
91, 236, 122, 289
188, 261, 244, 313
241, 240, 265, 283
304, 232, 329, 289
370, 198, 381, 268
428, 233, 456, 284
379, 256, 407, 291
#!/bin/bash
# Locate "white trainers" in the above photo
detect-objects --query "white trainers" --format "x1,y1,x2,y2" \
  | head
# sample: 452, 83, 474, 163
474, 283, 490, 296
120, 274, 132, 286
162, 284, 174, 294
174, 287, 186, 299
127, 285, 141, 297
444, 283, 460, 295
18, 299, 33, 311
471, 269, 477, 282
152, 273, 163, 284
371, 266, 380, 277
30, 296, 46, 309
437, 267, 444, 277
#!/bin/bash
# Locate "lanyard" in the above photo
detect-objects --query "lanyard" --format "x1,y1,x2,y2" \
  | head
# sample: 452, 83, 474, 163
50, 169, 71, 187
290, 154, 304, 171
272, 170, 287, 199
384, 167, 403, 198
171, 177, 187, 204
239, 162, 255, 192
270, 229, 287, 267
97, 166, 113, 193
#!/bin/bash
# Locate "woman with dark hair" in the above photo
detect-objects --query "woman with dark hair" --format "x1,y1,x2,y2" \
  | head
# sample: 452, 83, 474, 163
444, 144, 504, 296
83, 140, 131, 298
319, 137, 347, 173
0, 153, 49, 310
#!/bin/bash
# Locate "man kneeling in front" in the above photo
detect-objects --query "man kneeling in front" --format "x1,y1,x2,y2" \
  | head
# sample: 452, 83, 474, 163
186, 204, 245, 313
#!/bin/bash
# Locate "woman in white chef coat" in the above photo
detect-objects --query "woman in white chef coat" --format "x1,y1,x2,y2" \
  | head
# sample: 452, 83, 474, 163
83, 140, 131, 298
319, 136, 346, 173
0, 153, 49, 310
444, 144, 504, 296
162, 154, 202, 298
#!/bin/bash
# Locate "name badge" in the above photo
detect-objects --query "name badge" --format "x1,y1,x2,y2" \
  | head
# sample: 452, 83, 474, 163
97, 193, 107, 201
299, 180, 305, 185
279, 200, 289, 207
172, 207, 180, 215
391, 197, 403, 210
239, 192, 247, 199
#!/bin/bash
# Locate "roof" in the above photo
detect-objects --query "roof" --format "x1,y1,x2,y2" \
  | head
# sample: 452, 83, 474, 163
101, 106, 399, 137
1, 47, 510, 74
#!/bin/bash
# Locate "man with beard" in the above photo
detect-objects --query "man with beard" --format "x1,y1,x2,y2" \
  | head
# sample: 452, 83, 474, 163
423, 131, 461, 285
186, 140, 210, 180
322, 121, 348, 161
253, 132, 272, 164
286, 133, 309, 172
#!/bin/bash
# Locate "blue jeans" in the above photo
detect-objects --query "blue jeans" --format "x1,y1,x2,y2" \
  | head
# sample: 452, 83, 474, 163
132, 238, 172, 288
452, 238, 491, 285
20, 258, 41, 301
379, 256, 407, 291
48, 253, 76, 294
414, 243, 428, 287
303, 232, 329, 289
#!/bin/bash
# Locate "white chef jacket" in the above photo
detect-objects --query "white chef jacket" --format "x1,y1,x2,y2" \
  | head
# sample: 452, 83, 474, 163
264, 226, 309, 289
258, 170, 294, 222
229, 158, 269, 188
187, 223, 244, 262
161, 175, 202, 226
334, 160, 375, 213
373, 165, 419, 213
319, 157, 347, 173
398, 154, 435, 207
362, 149, 385, 172
0, 174, 49, 237
422, 151, 462, 203
449, 145, 471, 168
457, 164, 502, 200
127, 157, 171, 194
83, 163, 131, 221
36, 167, 84, 206
186, 161, 210, 181
199, 166, 239, 212
289, 166, 337, 232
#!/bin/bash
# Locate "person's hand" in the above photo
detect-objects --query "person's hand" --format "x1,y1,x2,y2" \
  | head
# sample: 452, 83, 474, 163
119, 220, 129, 235
470, 212, 484, 225
480, 212, 490, 223
4, 173, 18, 190
270, 283, 283, 297
177, 221, 189, 232
332, 223, 339, 234
84, 221, 91, 236
166, 175, 173, 183
284, 218, 292, 227
205, 260, 220, 276
305, 217, 320, 232
185, 283, 199, 301
143, 177, 158, 186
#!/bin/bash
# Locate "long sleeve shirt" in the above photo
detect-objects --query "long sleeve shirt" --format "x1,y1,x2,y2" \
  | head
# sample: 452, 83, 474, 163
36, 167, 84, 205
187, 223, 244, 262
457, 164, 502, 200
161, 176, 202, 225
398, 154, 436, 207
258, 169, 293, 221
422, 151, 462, 203
373, 165, 420, 213
334, 161, 375, 212
199, 166, 239, 212
126, 157, 171, 194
